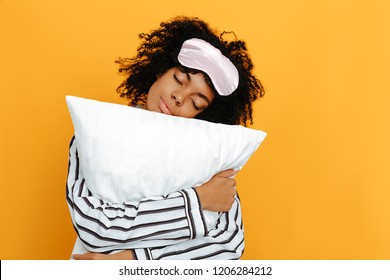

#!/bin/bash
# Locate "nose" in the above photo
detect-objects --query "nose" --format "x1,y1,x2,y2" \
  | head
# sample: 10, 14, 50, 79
171, 90, 184, 106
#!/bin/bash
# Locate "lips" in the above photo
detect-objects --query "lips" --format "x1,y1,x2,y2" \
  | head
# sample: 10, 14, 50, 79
159, 97, 173, 115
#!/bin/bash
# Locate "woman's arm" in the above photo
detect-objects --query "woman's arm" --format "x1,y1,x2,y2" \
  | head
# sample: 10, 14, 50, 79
133, 196, 244, 260
67, 136, 208, 253
73, 196, 244, 260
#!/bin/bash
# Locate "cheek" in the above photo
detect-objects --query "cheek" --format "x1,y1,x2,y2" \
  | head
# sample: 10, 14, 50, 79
149, 78, 171, 97
145, 87, 159, 111
147, 81, 163, 100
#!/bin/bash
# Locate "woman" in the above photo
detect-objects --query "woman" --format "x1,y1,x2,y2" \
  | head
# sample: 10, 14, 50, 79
67, 16, 264, 260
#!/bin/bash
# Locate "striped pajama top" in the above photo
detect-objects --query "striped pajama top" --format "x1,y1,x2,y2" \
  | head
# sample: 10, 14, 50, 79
66, 136, 245, 260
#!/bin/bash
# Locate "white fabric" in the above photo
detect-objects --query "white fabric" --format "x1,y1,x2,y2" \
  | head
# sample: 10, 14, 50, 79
178, 38, 239, 96
66, 95, 266, 230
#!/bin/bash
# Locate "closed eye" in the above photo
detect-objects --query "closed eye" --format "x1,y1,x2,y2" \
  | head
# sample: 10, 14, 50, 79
192, 99, 200, 110
173, 74, 183, 85
191, 97, 208, 111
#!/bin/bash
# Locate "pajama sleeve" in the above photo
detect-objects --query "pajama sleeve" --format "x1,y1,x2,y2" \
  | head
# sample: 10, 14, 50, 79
66, 136, 209, 253
132, 196, 245, 260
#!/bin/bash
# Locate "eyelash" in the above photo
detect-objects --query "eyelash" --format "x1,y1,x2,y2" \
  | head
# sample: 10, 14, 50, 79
191, 98, 200, 110
173, 74, 183, 85
174, 73, 201, 111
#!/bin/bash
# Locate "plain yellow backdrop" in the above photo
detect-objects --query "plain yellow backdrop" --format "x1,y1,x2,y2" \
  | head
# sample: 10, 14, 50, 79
1, 0, 389, 259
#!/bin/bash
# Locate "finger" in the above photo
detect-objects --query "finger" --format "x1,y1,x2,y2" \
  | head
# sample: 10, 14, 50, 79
220, 177, 236, 190
217, 169, 239, 178
72, 254, 83, 260
72, 253, 94, 260
226, 178, 236, 188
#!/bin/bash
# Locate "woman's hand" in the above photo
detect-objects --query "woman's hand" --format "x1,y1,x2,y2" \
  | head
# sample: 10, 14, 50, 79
195, 169, 238, 212
72, 250, 135, 260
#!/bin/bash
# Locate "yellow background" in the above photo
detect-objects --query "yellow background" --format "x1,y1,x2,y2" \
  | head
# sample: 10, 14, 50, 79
1, 0, 389, 259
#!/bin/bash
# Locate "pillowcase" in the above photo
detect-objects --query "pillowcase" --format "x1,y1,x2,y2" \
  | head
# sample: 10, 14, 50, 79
66, 95, 267, 228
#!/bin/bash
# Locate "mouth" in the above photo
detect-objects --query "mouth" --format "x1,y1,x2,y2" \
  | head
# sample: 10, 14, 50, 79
159, 97, 173, 115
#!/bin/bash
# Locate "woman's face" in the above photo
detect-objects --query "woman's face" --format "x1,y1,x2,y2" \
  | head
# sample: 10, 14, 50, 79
144, 67, 215, 118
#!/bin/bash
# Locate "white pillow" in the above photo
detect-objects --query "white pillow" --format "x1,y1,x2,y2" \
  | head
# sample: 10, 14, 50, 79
66, 95, 266, 229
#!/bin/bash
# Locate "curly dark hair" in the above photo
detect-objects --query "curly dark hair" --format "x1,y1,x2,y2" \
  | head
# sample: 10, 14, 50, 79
116, 16, 264, 126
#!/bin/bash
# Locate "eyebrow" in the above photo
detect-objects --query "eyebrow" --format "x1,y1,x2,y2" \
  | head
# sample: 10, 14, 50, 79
185, 72, 191, 82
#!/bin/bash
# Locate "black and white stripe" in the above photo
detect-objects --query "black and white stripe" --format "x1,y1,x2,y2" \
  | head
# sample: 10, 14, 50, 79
135, 197, 245, 260
66, 136, 245, 259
